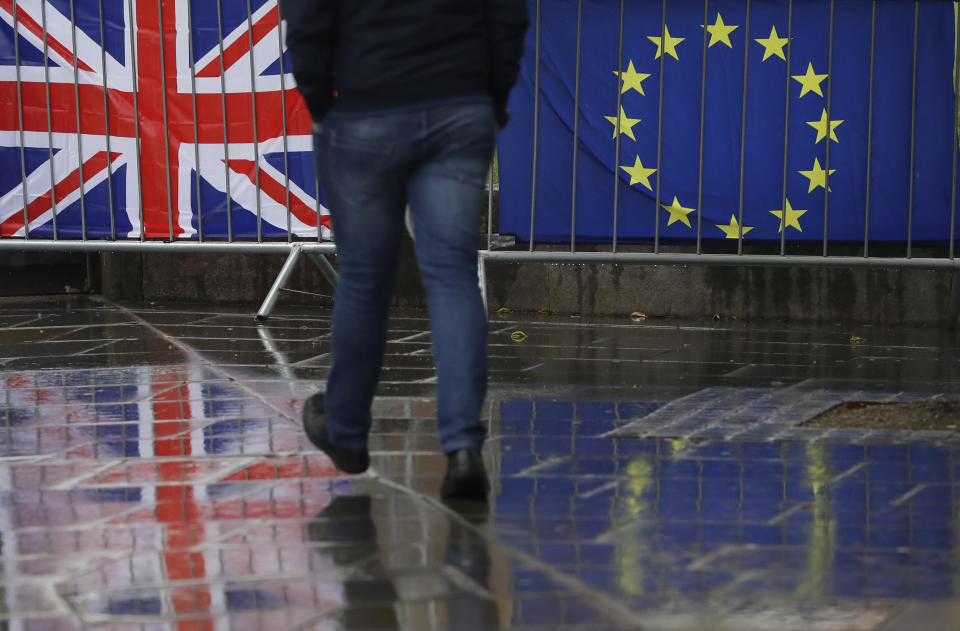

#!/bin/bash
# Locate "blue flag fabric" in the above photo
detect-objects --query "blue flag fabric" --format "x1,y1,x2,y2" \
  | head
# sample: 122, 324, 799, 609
498, 0, 960, 245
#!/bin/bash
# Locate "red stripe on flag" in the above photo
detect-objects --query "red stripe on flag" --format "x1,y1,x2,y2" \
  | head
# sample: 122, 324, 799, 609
0, 0, 95, 72
196, 5, 279, 78
0, 151, 118, 237
0, 83, 138, 136
227, 159, 329, 229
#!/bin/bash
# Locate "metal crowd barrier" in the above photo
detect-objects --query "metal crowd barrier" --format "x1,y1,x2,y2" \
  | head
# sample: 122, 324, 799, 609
1, 1, 959, 323
0, 0, 337, 320
478, 0, 960, 326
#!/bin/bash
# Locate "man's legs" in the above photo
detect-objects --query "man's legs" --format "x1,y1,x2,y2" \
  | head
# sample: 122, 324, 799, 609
406, 103, 495, 455
312, 114, 410, 451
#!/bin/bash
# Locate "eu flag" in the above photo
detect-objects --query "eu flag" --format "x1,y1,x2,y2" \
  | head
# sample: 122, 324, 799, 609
498, 0, 960, 245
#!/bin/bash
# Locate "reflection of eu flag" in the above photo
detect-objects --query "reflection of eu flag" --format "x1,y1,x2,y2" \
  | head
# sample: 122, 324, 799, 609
499, 0, 960, 244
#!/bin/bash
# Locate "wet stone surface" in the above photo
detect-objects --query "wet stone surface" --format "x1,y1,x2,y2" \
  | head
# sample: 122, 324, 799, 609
0, 295, 959, 630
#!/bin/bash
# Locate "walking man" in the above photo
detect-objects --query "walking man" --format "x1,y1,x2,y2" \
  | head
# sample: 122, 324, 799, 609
282, 0, 529, 500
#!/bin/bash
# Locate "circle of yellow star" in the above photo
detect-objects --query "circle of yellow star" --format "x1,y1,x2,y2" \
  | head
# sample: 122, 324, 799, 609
648, 25, 685, 61
806, 109, 844, 144
799, 158, 836, 193
619, 156, 657, 191
661, 196, 696, 228
613, 61, 651, 96
769, 199, 807, 233
716, 214, 754, 239
704, 13, 738, 49
755, 25, 789, 62
604, 106, 642, 141
792, 62, 828, 98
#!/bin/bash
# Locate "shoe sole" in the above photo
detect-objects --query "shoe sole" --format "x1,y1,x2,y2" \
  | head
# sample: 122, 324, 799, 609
441, 476, 490, 501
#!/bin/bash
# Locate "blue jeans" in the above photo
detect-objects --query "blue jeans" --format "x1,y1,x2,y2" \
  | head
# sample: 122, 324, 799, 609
312, 100, 495, 454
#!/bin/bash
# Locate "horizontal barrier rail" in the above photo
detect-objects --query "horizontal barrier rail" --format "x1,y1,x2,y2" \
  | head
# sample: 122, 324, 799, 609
480, 250, 960, 271
0, 240, 335, 255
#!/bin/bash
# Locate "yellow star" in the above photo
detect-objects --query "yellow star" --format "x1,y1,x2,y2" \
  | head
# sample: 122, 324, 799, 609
661, 196, 696, 228
791, 62, 828, 98
755, 25, 789, 61
703, 12, 738, 49
619, 156, 657, 191
604, 106, 641, 141
806, 109, 844, 144
769, 199, 807, 233
716, 214, 754, 239
613, 60, 651, 96
798, 158, 836, 193
648, 25, 685, 61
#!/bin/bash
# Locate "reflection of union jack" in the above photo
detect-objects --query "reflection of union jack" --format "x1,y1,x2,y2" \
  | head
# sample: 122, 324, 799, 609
0, 0, 329, 239
1, 364, 342, 626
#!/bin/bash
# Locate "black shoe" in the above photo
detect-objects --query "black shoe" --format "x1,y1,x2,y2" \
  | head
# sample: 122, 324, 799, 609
441, 448, 489, 501
302, 393, 369, 474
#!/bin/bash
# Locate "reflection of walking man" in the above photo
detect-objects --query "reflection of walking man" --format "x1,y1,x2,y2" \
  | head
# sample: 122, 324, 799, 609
282, 1, 528, 500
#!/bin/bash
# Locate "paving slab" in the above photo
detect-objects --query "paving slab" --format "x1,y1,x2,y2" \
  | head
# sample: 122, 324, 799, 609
0, 295, 958, 630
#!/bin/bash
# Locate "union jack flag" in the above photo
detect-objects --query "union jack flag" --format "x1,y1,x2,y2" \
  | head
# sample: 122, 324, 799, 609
0, 0, 331, 240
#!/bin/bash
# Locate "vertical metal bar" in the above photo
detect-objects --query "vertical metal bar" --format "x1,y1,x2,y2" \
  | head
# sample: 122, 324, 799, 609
12, 2, 30, 240
822, 0, 835, 257
611, 0, 625, 253
653, 0, 667, 253
156, 0, 175, 239
487, 144, 494, 249
247, 0, 263, 242
216, 0, 233, 242
187, 0, 203, 241
950, 271, 960, 330
99, 0, 116, 241
864, 0, 877, 258
528, 0, 541, 252
276, 14, 292, 242
779, 0, 794, 256
570, 0, 583, 253
41, 0, 59, 240
314, 170, 321, 242
736, 0, 752, 254
127, 0, 145, 240
906, 0, 919, 259
950, 0, 959, 261
69, 0, 87, 240
695, 0, 709, 255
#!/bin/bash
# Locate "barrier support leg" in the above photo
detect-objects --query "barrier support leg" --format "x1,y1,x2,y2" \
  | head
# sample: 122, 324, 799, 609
949, 269, 960, 330
478, 255, 488, 314
305, 251, 338, 289
256, 245, 302, 322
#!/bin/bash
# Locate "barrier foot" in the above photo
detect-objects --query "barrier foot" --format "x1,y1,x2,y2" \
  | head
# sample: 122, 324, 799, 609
256, 245, 303, 322
305, 251, 338, 289
949, 269, 960, 330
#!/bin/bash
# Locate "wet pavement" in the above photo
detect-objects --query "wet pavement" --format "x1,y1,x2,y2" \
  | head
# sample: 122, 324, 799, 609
1, 295, 959, 630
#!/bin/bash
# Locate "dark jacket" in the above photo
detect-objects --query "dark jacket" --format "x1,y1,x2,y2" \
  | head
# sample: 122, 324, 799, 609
281, 0, 528, 127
